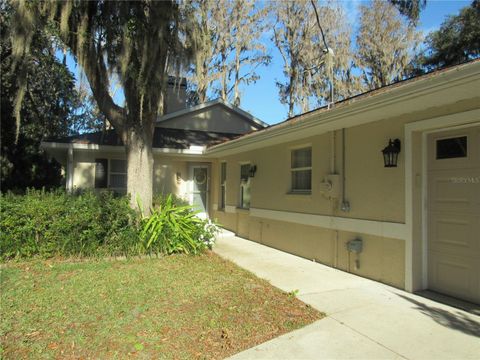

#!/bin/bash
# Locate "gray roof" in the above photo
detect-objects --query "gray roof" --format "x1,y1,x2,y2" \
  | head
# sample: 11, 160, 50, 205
46, 128, 240, 149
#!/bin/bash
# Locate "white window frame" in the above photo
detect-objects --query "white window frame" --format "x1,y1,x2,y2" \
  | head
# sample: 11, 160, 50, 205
290, 146, 312, 194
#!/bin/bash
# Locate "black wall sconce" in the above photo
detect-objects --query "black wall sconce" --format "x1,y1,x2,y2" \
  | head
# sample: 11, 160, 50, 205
249, 165, 257, 177
382, 139, 401, 168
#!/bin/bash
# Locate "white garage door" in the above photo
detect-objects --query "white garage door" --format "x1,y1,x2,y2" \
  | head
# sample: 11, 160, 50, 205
427, 125, 480, 304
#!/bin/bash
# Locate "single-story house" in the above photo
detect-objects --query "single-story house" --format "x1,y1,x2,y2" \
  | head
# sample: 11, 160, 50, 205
42, 81, 268, 215
42, 60, 480, 304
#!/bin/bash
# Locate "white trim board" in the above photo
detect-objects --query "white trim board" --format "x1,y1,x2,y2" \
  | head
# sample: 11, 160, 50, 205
225, 205, 237, 214
404, 109, 480, 292
250, 208, 407, 240
41, 141, 209, 157
207, 62, 480, 157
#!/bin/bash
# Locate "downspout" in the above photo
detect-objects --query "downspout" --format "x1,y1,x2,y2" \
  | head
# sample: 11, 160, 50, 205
341, 128, 350, 212
331, 130, 339, 268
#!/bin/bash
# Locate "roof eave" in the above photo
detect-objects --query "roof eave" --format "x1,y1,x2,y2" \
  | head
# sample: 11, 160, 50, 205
206, 61, 480, 157
40, 141, 209, 157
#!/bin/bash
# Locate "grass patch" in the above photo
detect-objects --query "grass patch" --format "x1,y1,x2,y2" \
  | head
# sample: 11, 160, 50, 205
1, 252, 323, 359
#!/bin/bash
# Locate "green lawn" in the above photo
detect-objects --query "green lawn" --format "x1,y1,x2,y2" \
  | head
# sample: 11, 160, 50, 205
1, 252, 322, 359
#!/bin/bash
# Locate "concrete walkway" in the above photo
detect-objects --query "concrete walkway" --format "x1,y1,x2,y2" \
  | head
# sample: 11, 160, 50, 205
214, 231, 480, 360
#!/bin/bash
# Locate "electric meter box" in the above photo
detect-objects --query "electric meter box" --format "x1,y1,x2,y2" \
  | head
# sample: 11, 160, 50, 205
347, 238, 363, 253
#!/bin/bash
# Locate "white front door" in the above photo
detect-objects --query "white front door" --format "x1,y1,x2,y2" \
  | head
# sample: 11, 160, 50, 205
189, 165, 209, 219
427, 125, 480, 304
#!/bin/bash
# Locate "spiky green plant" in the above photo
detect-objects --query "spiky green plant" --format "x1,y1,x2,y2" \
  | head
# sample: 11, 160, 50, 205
140, 194, 206, 254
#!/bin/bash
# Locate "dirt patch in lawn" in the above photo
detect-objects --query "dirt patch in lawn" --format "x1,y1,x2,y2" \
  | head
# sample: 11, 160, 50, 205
0, 252, 323, 359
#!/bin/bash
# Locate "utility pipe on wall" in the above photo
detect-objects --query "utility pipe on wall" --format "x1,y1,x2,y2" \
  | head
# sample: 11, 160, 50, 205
341, 128, 350, 212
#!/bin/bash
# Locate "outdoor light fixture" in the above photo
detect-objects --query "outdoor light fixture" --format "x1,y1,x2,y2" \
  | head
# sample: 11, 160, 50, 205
382, 139, 401, 168
249, 165, 257, 177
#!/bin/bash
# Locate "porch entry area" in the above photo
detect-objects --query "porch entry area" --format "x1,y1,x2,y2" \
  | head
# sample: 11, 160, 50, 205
427, 125, 480, 304
188, 164, 209, 219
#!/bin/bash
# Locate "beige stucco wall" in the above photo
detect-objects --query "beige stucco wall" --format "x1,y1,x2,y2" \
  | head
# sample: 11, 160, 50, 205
152, 156, 190, 200
73, 160, 95, 189
209, 96, 480, 290
211, 98, 480, 221
210, 127, 404, 223
158, 104, 259, 134
211, 210, 405, 289
71, 151, 125, 190
70, 152, 210, 205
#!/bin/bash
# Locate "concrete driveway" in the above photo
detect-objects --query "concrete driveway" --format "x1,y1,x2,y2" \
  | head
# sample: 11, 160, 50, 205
214, 231, 480, 360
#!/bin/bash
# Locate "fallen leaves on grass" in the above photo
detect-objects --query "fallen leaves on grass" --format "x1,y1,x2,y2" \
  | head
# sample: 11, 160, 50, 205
1, 253, 323, 359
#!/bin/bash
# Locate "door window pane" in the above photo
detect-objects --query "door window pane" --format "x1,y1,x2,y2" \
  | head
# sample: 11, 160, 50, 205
436, 136, 467, 159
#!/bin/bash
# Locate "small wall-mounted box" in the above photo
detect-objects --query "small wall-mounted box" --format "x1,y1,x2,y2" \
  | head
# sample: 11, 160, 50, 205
346, 238, 363, 253
319, 174, 341, 199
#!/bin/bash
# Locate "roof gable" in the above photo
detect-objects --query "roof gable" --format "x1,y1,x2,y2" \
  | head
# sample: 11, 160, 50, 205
156, 99, 268, 134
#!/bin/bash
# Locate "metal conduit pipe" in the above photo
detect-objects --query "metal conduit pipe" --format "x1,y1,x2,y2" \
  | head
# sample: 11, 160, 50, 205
341, 128, 350, 212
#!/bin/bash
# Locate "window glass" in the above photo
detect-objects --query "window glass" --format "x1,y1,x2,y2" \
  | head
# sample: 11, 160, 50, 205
436, 136, 467, 159
109, 159, 127, 189
291, 147, 312, 192
221, 162, 227, 183
240, 164, 251, 208
292, 170, 312, 191
110, 174, 127, 188
240, 164, 250, 181
111, 159, 127, 173
292, 148, 312, 168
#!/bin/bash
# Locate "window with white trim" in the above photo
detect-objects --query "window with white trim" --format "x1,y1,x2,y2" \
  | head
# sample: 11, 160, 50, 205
291, 147, 312, 193
220, 162, 226, 210
109, 159, 127, 190
239, 164, 251, 209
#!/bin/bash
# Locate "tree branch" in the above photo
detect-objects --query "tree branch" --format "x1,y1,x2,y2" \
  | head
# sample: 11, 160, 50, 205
78, 39, 126, 136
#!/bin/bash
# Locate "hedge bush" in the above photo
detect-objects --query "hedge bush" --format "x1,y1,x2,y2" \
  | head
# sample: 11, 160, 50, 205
0, 189, 219, 260
0, 189, 140, 259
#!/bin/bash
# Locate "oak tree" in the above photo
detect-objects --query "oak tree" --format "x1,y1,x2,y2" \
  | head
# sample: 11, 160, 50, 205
356, 0, 420, 90
11, 0, 194, 211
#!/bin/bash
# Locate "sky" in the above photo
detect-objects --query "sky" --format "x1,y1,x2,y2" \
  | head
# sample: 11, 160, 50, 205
239, 0, 471, 125
65, 0, 472, 126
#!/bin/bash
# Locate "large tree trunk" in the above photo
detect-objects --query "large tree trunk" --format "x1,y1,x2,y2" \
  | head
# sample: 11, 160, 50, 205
125, 126, 154, 214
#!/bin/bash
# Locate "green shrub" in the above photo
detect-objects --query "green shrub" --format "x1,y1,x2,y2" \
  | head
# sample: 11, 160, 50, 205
0, 189, 140, 260
153, 193, 190, 208
1, 190, 220, 260
140, 194, 219, 254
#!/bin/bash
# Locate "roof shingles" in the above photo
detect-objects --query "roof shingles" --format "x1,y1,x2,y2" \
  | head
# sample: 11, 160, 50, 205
47, 128, 240, 149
